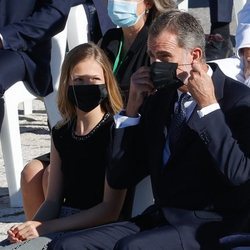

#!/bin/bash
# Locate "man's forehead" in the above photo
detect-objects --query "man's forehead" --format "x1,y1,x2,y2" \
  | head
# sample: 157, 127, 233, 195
147, 33, 178, 54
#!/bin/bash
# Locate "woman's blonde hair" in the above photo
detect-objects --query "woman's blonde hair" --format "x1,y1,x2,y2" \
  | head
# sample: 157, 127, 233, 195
146, 0, 176, 23
57, 42, 123, 126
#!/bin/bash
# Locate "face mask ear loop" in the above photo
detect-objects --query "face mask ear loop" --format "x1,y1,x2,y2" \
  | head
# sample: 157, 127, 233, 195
72, 85, 79, 109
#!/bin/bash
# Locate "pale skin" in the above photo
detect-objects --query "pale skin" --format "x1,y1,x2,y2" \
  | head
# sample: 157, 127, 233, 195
242, 47, 250, 80
21, 159, 49, 220
118, 0, 153, 54
7, 57, 126, 243
126, 30, 218, 117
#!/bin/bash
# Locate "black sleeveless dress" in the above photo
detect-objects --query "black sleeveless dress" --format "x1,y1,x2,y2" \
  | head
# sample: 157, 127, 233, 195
52, 113, 112, 210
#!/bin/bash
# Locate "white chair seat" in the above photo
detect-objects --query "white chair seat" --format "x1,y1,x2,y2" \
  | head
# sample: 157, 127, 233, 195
1, 82, 37, 207
131, 176, 154, 217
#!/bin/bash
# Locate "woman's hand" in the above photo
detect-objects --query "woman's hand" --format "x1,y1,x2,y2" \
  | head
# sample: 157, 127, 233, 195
7, 221, 43, 242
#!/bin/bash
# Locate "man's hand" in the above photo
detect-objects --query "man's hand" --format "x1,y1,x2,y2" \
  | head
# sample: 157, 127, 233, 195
187, 62, 217, 108
7, 221, 42, 243
126, 66, 154, 117
243, 48, 250, 80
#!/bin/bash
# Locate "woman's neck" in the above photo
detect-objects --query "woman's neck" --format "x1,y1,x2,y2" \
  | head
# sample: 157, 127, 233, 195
122, 17, 146, 53
75, 106, 105, 136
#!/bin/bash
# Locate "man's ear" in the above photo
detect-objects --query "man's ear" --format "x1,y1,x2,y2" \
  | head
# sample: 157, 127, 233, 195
191, 47, 203, 63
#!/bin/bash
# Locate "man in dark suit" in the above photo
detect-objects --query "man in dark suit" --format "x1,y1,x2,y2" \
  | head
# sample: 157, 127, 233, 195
49, 10, 250, 250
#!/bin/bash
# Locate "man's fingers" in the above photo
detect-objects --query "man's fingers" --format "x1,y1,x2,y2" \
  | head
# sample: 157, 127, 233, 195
190, 62, 203, 74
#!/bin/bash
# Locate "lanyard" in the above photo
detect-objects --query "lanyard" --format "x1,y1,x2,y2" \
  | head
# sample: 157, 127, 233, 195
113, 37, 124, 76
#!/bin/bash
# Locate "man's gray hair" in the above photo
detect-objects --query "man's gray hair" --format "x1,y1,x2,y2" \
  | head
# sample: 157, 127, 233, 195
149, 10, 206, 60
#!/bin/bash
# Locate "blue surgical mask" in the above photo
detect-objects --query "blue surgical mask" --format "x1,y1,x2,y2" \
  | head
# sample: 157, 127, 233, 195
108, 0, 144, 27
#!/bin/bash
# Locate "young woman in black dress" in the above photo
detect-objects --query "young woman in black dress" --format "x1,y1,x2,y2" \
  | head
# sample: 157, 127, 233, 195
7, 42, 125, 245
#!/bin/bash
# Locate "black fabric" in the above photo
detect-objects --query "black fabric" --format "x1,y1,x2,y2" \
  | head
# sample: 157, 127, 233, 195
220, 233, 250, 249
0, 49, 26, 95
211, 22, 230, 39
130, 205, 167, 231
168, 93, 191, 153
0, 97, 4, 132
209, 0, 233, 23
35, 152, 50, 164
100, 24, 150, 102
52, 115, 113, 210
48, 221, 140, 250
82, 0, 102, 43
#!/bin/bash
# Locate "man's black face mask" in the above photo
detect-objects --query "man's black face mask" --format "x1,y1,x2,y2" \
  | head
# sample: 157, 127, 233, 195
150, 62, 184, 90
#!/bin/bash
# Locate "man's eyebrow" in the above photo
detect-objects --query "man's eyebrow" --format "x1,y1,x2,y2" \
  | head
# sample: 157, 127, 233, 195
156, 51, 172, 57
147, 50, 172, 57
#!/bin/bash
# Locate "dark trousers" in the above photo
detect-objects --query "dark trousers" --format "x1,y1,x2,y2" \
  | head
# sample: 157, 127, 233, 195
48, 208, 200, 250
48, 221, 187, 250
0, 49, 26, 131
209, 0, 234, 23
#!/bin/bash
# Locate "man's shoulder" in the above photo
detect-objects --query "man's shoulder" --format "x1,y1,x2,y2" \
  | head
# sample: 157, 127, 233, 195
209, 61, 246, 89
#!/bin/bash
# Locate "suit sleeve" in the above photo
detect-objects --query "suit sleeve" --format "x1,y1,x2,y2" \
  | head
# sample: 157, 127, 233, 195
0, 0, 81, 51
107, 123, 149, 189
189, 94, 250, 186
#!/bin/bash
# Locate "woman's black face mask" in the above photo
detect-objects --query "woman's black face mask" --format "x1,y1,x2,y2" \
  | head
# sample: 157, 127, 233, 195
150, 62, 183, 90
68, 84, 108, 112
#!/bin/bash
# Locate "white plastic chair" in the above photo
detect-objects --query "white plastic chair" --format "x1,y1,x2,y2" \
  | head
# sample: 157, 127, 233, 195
0, 24, 67, 208
178, 0, 188, 11
67, 4, 89, 50
131, 176, 154, 217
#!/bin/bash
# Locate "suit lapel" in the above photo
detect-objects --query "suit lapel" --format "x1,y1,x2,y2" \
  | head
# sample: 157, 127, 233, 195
208, 62, 225, 102
166, 63, 226, 161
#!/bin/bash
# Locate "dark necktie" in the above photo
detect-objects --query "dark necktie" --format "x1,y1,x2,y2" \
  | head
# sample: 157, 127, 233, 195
168, 93, 191, 152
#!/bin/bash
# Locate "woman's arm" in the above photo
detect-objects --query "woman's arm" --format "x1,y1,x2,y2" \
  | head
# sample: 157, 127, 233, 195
32, 178, 127, 235
7, 138, 64, 242
33, 138, 64, 221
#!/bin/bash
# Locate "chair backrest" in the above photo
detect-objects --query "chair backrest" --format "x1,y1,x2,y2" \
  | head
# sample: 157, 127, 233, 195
178, 0, 188, 11
67, 4, 89, 50
44, 4, 89, 129
43, 26, 67, 128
